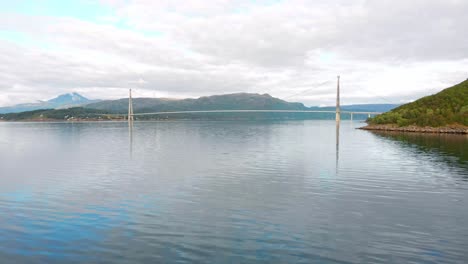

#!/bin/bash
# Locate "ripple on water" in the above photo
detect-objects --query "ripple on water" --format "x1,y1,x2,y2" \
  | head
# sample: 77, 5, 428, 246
0, 121, 467, 263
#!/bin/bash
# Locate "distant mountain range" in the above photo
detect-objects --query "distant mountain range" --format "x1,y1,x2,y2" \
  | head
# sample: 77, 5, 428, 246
0, 93, 99, 114
86, 93, 399, 114
85, 93, 309, 113
0, 92, 400, 120
310, 104, 399, 113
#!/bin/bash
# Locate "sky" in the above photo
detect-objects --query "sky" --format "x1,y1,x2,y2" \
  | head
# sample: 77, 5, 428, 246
0, 0, 467, 107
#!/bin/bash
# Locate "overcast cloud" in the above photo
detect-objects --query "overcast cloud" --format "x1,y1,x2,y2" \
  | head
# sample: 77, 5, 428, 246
0, 0, 467, 107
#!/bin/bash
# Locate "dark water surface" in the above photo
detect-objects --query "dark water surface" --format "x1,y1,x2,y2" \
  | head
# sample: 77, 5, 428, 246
0, 120, 467, 263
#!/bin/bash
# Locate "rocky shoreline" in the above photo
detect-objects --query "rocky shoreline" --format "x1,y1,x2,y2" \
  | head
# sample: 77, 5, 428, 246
359, 124, 468, 134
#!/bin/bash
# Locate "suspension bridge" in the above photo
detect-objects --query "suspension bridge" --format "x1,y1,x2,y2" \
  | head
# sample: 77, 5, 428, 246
125, 76, 383, 123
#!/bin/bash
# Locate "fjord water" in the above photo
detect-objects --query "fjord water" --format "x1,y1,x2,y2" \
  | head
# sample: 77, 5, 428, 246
0, 121, 467, 263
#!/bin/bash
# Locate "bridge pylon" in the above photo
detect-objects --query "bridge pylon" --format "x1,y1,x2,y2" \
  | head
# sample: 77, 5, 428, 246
128, 89, 134, 123
336, 75, 340, 123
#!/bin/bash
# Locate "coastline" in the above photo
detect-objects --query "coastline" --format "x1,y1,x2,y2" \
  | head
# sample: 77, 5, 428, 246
0, 118, 124, 122
359, 124, 468, 134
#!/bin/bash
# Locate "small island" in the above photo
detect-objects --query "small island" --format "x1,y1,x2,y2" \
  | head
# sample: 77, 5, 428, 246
361, 79, 468, 134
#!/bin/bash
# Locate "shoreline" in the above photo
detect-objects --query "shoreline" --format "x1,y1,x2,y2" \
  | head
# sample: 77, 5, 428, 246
0, 119, 123, 122
0, 118, 367, 122
359, 124, 468, 134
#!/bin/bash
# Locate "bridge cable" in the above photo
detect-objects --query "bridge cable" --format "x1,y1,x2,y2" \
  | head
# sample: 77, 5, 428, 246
283, 80, 332, 100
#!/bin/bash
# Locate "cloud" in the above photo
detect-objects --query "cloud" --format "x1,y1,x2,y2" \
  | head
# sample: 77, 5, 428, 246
0, 0, 467, 107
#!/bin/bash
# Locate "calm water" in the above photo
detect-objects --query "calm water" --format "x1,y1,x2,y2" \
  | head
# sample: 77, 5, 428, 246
0, 120, 467, 263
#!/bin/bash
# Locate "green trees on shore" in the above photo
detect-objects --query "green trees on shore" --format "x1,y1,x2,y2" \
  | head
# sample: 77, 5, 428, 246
369, 79, 468, 127
0, 107, 111, 121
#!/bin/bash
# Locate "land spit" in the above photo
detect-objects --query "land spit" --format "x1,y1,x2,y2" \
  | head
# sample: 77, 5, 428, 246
360, 124, 468, 134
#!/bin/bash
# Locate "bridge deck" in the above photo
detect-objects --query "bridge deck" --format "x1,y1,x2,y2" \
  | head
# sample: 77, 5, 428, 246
125, 110, 381, 116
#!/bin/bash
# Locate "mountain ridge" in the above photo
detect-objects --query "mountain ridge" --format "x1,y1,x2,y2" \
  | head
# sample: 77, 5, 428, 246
85, 92, 399, 114
85, 93, 309, 113
1, 92, 400, 120
0, 93, 99, 114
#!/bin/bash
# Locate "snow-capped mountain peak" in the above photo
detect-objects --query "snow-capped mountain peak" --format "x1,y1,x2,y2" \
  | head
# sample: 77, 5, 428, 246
47, 92, 90, 105
0, 93, 100, 114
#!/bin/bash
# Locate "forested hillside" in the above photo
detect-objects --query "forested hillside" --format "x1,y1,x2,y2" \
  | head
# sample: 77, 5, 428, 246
85, 93, 308, 113
0, 108, 111, 121
368, 80, 468, 127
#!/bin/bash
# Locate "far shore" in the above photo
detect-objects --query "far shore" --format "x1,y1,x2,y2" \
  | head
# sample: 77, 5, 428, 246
0, 118, 124, 122
360, 124, 468, 134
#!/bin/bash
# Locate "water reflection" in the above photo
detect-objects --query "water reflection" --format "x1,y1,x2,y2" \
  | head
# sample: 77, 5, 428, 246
129, 120, 134, 157
371, 131, 468, 167
0, 189, 131, 262
336, 121, 340, 168
2, 121, 468, 263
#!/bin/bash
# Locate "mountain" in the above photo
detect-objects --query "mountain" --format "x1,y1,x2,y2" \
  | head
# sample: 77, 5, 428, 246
86, 92, 397, 114
0, 92, 399, 121
48, 93, 91, 107
0, 93, 99, 114
313, 104, 399, 113
0, 107, 112, 121
85, 93, 309, 113
340, 104, 400, 112
368, 79, 468, 127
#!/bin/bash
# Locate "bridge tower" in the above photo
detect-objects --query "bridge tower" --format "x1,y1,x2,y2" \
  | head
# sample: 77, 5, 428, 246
128, 89, 134, 123
336, 75, 340, 122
